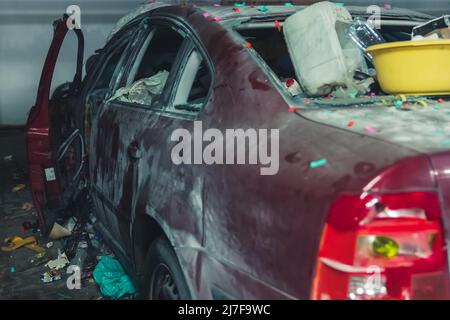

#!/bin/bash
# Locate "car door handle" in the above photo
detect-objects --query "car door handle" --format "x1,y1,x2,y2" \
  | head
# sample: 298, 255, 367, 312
127, 142, 142, 160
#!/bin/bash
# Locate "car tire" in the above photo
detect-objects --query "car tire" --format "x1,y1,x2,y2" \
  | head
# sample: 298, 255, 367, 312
142, 237, 191, 300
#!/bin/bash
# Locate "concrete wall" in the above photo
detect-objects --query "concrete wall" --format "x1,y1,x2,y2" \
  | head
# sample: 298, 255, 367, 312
0, 0, 449, 126
0, 0, 142, 126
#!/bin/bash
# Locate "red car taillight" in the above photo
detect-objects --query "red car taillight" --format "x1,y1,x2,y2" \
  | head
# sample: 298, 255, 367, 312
312, 192, 449, 300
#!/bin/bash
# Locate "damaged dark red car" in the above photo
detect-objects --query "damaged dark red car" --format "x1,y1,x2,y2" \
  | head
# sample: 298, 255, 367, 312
26, 3, 450, 299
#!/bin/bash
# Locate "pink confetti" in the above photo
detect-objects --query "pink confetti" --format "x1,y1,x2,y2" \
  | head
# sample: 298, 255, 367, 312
213, 16, 222, 22
364, 126, 379, 134
274, 20, 282, 32
202, 12, 210, 18
289, 107, 300, 113
347, 121, 355, 127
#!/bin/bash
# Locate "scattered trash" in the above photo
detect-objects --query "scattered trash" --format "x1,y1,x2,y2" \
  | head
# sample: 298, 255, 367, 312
72, 241, 89, 272
30, 252, 50, 267
393, 100, 403, 108
49, 222, 73, 240
11, 184, 26, 192
1, 236, 45, 253
21, 202, 34, 211
9, 255, 15, 273
93, 256, 137, 300
41, 269, 62, 283
46, 242, 54, 248
45, 250, 70, 270
109, 70, 169, 105
367, 38, 450, 96
284, 78, 302, 96
3, 155, 13, 161
283, 2, 369, 97
22, 220, 39, 233
412, 16, 450, 40
310, 158, 328, 169
346, 17, 385, 62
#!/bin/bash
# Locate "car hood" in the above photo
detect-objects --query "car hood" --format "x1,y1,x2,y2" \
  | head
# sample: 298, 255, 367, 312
301, 101, 450, 154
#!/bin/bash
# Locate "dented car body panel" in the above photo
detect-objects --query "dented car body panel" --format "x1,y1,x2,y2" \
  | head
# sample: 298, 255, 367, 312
27, 4, 450, 299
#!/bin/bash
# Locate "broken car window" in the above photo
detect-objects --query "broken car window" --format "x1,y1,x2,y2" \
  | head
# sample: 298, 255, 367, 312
84, 41, 130, 154
89, 43, 128, 106
171, 49, 211, 113
111, 26, 185, 108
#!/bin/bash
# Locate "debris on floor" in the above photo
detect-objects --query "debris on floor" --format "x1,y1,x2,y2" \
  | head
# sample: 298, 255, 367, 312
11, 184, 26, 193
93, 256, 137, 300
45, 250, 70, 270
0, 142, 134, 299
41, 269, 62, 283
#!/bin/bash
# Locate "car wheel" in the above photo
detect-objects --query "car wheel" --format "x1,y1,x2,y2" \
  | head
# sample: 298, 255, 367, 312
142, 238, 191, 300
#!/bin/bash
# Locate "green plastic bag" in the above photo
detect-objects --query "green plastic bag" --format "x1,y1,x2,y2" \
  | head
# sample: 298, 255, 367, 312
93, 256, 137, 299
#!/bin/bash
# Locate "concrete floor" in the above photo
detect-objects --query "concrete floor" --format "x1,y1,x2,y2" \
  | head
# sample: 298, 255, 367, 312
0, 129, 102, 299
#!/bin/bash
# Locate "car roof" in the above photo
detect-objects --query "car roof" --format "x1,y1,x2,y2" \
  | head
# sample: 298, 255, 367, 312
107, 2, 433, 42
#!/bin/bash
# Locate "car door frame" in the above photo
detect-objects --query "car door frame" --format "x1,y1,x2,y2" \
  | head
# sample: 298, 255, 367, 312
81, 18, 150, 266
26, 15, 85, 232
116, 14, 216, 292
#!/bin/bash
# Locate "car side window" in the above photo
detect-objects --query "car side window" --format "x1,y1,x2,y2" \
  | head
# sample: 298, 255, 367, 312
84, 37, 132, 151
171, 48, 211, 113
88, 43, 128, 105
111, 25, 185, 108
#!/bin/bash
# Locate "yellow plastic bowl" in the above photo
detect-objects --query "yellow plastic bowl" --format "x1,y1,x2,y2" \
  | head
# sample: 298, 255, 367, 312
366, 40, 450, 96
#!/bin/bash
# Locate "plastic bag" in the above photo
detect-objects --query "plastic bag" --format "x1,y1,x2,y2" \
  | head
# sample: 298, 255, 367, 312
93, 256, 137, 299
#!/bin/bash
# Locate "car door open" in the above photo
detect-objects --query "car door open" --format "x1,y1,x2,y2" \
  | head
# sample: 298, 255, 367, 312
26, 15, 84, 233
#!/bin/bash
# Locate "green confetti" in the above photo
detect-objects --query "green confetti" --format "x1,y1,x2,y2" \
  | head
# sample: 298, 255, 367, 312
394, 100, 403, 108
310, 158, 327, 169
234, 2, 246, 7
10, 266, 15, 273
284, 2, 293, 6
257, 5, 269, 12
349, 92, 357, 99
335, 2, 345, 7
